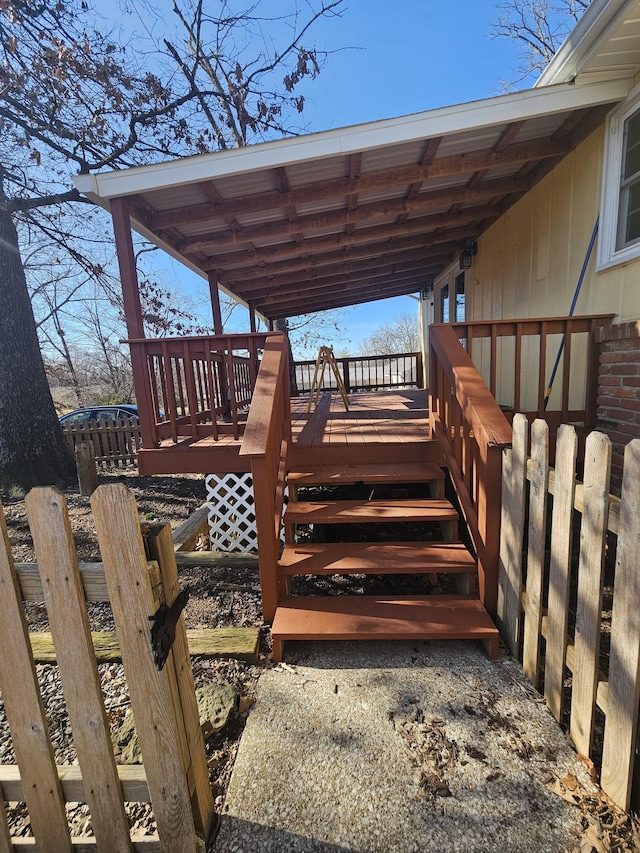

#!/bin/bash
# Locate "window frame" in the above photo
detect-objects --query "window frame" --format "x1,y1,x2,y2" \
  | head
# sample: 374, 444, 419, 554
598, 86, 640, 270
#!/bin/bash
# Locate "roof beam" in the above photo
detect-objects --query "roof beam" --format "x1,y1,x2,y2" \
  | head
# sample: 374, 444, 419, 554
148, 138, 569, 230
202, 226, 477, 271
262, 278, 429, 318
180, 203, 499, 254
233, 261, 444, 301
221, 251, 450, 291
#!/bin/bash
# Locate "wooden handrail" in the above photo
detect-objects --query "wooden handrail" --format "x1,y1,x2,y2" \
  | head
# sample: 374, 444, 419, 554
429, 324, 512, 618
430, 326, 512, 449
239, 333, 291, 622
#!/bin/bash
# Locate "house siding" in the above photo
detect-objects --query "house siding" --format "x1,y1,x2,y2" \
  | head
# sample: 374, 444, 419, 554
466, 125, 640, 413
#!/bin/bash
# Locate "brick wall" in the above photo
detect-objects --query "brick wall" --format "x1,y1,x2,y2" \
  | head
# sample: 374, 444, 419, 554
596, 320, 640, 495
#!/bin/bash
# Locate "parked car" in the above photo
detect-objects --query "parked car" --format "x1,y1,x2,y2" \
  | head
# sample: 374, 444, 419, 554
59, 405, 139, 427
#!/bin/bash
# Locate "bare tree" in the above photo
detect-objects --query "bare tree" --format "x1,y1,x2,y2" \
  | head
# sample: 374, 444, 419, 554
491, 0, 591, 87
0, 0, 345, 491
360, 312, 420, 356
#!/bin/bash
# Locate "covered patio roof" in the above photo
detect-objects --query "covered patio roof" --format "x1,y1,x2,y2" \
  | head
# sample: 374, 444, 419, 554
74, 78, 629, 321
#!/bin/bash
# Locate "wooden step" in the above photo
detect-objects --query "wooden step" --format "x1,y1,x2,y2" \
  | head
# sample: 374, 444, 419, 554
271, 595, 499, 658
279, 542, 476, 575
287, 461, 445, 487
284, 498, 458, 525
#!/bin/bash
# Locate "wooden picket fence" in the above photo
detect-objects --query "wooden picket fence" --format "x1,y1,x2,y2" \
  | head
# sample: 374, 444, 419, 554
0, 485, 214, 851
497, 414, 640, 812
62, 418, 141, 468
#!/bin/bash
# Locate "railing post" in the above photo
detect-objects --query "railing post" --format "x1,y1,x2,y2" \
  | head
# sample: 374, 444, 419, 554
342, 359, 351, 393
476, 442, 503, 618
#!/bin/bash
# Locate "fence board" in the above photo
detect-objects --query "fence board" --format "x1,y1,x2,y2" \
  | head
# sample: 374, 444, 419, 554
146, 526, 215, 840
25, 488, 132, 853
90, 485, 200, 853
0, 793, 11, 853
570, 433, 611, 758
523, 419, 549, 685
601, 440, 640, 811
497, 413, 527, 654
0, 503, 72, 852
544, 424, 578, 722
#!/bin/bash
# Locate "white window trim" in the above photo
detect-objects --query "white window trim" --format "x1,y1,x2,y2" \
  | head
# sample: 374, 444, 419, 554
598, 84, 640, 271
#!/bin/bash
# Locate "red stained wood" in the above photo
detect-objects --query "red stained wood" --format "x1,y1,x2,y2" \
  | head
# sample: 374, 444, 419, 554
272, 595, 499, 650
287, 461, 445, 486
284, 498, 458, 524
278, 542, 476, 575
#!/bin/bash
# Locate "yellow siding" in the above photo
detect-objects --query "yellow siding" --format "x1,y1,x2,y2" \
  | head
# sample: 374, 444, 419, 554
464, 125, 640, 411
470, 125, 640, 325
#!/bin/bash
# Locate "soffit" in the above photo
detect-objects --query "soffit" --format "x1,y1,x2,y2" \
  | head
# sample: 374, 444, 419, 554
74, 79, 629, 319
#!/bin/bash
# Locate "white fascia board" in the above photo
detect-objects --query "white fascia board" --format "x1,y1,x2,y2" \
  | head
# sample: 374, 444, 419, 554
536, 0, 640, 86
72, 78, 630, 202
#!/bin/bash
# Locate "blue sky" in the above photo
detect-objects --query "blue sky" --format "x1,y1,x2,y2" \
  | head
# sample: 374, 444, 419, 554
275, 1, 527, 353
130, 2, 531, 353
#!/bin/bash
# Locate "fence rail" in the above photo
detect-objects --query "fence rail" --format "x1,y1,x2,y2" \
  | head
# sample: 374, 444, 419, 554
293, 351, 423, 394
62, 417, 141, 468
497, 414, 640, 811
0, 485, 213, 849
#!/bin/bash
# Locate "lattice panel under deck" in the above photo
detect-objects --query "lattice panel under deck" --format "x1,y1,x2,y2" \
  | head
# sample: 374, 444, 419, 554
205, 472, 287, 553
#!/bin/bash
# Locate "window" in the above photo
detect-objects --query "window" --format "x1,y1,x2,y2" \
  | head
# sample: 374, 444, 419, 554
598, 88, 640, 269
454, 273, 466, 322
434, 269, 466, 324
440, 284, 449, 323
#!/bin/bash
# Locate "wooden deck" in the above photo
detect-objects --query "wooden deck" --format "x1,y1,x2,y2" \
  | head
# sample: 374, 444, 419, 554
289, 389, 444, 468
138, 389, 443, 475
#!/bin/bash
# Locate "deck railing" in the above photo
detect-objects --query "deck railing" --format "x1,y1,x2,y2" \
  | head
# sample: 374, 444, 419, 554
239, 334, 291, 623
446, 314, 613, 428
429, 324, 513, 617
293, 351, 423, 393
126, 332, 275, 447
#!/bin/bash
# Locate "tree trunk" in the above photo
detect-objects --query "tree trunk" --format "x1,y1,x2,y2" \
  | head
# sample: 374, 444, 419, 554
274, 317, 299, 397
0, 208, 76, 492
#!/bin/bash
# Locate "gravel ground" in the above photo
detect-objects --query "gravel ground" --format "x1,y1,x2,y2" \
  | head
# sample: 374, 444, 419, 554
215, 641, 640, 853
0, 470, 269, 843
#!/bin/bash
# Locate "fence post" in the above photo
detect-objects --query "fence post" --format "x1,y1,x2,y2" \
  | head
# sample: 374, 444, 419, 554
570, 431, 611, 758
522, 419, 549, 686
601, 439, 640, 810
0, 502, 73, 851
91, 484, 204, 853
145, 523, 215, 840
544, 424, 578, 723
25, 487, 131, 851
496, 413, 527, 652
75, 441, 98, 496
342, 359, 351, 393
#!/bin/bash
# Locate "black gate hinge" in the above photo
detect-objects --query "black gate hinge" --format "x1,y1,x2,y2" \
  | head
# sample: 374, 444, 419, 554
149, 586, 190, 671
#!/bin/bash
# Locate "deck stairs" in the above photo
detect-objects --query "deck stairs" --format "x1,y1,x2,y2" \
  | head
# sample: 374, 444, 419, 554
270, 457, 499, 659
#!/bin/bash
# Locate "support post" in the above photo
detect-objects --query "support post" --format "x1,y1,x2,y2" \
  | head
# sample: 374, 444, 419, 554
207, 273, 224, 335
109, 198, 156, 448
110, 198, 144, 340
248, 301, 257, 333
75, 442, 98, 496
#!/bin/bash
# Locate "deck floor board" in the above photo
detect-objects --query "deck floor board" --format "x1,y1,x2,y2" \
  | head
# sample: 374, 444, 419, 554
138, 390, 431, 475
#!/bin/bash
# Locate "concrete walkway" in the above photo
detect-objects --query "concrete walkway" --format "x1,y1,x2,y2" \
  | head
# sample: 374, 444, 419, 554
214, 640, 593, 853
